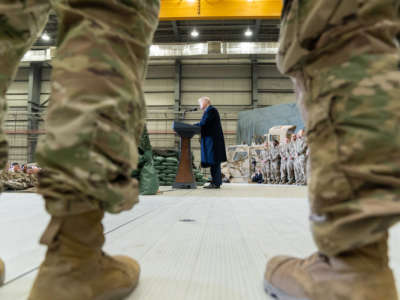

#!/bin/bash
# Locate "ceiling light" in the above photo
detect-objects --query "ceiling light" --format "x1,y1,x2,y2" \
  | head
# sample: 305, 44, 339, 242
245, 29, 253, 37
41, 33, 51, 41
191, 29, 199, 38
187, 0, 196, 2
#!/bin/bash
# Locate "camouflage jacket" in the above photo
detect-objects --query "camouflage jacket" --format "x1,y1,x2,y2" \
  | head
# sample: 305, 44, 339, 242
270, 145, 281, 162
288, 141, 297, 159
261, 147, 271, 162
297, 138, 308, 156
279, 143, 289, 160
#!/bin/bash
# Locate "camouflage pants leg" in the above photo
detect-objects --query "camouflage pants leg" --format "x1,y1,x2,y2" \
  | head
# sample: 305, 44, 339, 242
268, 163, 274, 183
265, 163, 272, 183
35, 0, 160, 216
280, 159, 288, 183
293, 159, 300, 184
262, 165, 268, 183
301, 52, 400, 256
286, 159, 294, 184
298, 155, 306, 184
0, 0, 50, 182
272, 162, 280, 184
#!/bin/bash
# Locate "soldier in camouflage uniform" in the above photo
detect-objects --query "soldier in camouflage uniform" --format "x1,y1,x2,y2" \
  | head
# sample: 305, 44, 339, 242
297, 129, 308, 185
264, 1, 400, 300
270, 140, 281, 184
2, 172, 32, 190
28, 167, 40, 187
286, 137, 295, 184
262, 142, 272, 183
294, 132, 304, 184
279, 138, 289, 184
0, 165, 35, 190
0, 0, 159, 299
288, 134, 299, 184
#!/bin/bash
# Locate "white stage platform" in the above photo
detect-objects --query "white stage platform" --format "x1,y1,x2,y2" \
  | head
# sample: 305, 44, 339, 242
0, 184, 399, 299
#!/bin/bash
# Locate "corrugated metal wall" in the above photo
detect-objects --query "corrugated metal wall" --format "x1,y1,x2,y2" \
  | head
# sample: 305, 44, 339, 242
5, 61, 294, 166
145, 64, 176, 150
5, 68, 29, 163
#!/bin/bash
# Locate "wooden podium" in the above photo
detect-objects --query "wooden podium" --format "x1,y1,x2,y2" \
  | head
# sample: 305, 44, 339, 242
172, 121, 201, 189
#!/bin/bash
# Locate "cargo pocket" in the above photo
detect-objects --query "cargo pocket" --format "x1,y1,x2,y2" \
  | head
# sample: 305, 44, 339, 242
304, 66, 354, 215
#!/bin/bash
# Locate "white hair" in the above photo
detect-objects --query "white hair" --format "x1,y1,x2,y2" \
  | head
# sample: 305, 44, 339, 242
198, 96, 211, 104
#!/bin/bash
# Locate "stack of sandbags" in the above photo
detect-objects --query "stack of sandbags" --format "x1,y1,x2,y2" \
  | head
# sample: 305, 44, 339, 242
153, 150, 209, 187
154, 156, 179, 186
194, 168, 208, 186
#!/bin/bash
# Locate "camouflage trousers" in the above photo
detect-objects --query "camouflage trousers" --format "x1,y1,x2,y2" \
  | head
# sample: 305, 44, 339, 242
300, 51, 400, 255
278, 0, 400, 255
293, 158, 301, 184
263, 161, 271, 183
296, 49, 400, 256
298, 155, 306, 184
286, 159, 295, 184
0, 0, 160, 216
271, 161, 280, 183
280, 158, 288, 183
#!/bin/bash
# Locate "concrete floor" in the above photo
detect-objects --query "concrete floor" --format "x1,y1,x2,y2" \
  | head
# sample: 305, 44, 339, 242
0, 184, 399, 299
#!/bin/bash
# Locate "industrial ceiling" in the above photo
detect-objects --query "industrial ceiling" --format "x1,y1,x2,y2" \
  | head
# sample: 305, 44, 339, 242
35, 2, 281, 48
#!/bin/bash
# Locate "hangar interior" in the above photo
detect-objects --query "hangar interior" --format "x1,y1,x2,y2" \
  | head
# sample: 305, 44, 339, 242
1, 2, 399, 300
6, 13, 291, 166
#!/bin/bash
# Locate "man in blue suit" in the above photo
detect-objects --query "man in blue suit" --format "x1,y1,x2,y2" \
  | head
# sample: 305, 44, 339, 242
195, 97, 227, 189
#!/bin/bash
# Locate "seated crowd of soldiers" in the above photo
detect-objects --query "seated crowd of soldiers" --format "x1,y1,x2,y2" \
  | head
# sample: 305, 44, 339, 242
0, 162, 40, 191
252, 130, 309, 185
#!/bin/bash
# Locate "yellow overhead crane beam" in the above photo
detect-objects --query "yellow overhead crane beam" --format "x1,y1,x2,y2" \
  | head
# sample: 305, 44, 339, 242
160, 0, 282, 20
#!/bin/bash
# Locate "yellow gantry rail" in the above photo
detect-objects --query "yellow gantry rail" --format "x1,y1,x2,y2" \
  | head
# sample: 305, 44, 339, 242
160, 0, 282, 20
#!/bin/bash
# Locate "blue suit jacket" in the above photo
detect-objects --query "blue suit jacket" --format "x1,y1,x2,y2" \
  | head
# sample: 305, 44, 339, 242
195, 106, 227, 167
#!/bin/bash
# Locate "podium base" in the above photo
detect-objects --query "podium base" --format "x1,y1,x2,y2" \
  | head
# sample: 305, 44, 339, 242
173, 182, 197, 189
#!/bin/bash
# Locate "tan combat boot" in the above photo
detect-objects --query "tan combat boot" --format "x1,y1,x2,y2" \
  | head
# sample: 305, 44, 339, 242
264, 236, 398, 300
29, 209, 140, 300
0, 257, 4, 286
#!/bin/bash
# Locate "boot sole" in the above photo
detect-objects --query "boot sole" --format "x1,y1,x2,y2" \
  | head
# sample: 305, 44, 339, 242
264, 279, 309, 300
95, 284, 137, 300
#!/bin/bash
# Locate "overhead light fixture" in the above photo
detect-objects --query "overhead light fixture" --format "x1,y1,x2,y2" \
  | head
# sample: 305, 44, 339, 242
191, 29, 199, 38
41, 32, 51, 41
187, 0, 196, 2
245, 28, 253, 37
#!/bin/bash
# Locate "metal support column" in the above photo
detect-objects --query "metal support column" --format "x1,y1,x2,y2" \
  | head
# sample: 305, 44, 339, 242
174, 59, 182, 121
27, 62, 42, 163
172, 21, 180, 42
251, 59, 258, 109
174, 60, 182, 150
254, 19, 261, 41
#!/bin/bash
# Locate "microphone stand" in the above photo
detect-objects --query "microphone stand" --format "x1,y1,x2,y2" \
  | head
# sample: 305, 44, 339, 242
182, 108, 198, 120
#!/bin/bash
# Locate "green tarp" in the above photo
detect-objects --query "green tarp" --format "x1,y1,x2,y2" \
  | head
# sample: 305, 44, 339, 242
236, 103, 305, 145
132, 126, 159, 195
